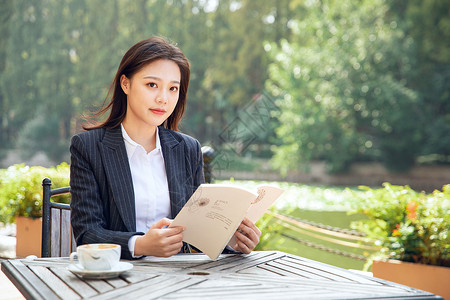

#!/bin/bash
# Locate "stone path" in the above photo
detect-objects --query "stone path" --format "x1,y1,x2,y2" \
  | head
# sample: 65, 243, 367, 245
0, 224, 24, 299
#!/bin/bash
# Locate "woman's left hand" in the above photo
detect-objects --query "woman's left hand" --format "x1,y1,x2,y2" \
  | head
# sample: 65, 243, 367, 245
232, 217, 261, 254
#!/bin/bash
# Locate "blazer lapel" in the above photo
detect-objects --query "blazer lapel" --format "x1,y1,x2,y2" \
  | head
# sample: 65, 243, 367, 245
159, 127, 187, 217
98, 127, 136, 232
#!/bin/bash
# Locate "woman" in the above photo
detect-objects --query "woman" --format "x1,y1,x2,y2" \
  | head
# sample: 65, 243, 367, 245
70, 37, 261, 259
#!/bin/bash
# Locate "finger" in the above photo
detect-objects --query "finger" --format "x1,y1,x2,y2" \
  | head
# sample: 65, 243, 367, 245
230, 243, 239, 250
158, 243, 184, 257
162, 233, 186, 254
151, 218, 173, 229
164, 230, 185, 243
166, 247, 183, 257
238, 222, 261, 243
235, 225, 260, 251
152, 227, 184, 241
149, 234, 184, 257
234, 230, 254, 250
162, 240, 184, 253
241, 218, 261, 237
241, 217, 252, 226
165, 226, 185, 236
235, 239, 251, 254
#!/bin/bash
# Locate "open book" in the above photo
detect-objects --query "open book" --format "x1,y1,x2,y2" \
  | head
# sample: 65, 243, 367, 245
170, 184, 284, 260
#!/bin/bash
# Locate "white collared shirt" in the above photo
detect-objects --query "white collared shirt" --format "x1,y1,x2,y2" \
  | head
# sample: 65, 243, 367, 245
121, 125, 171, 256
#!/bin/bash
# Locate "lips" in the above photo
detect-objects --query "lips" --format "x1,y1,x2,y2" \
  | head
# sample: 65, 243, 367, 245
150, 108, 166, 115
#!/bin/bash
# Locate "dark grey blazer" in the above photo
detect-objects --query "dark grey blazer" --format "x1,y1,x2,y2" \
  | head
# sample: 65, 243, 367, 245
69, 126, 204, 259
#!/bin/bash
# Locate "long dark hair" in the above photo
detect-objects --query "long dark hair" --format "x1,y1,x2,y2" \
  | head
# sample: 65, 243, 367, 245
84, 36, 190, 131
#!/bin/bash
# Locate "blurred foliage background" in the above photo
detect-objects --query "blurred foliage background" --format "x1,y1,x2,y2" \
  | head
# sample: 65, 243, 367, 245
0, 0, 449, 174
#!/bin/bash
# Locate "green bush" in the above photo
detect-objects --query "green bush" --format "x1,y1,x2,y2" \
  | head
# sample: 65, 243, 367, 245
0, 163, 70, 224
254, 208, 286, 251
349, 183, 449, 267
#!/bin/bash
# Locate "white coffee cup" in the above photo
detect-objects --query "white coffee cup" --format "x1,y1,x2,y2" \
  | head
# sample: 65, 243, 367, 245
70, 243, 121, 271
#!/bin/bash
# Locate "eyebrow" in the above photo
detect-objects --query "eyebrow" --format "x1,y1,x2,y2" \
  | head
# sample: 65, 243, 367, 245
143, 75, 180, 84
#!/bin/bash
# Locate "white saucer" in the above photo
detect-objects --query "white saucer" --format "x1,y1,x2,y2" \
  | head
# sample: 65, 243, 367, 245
67, 262, 133, 279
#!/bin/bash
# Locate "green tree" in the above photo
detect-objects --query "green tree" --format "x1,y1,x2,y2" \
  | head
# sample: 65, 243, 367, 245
203, 0, 291, 148
1, 0, 45, 150
388, 0, 450, 159
268, 0, 448, 173
73, 0, 122, 124
0, 0, 14, 153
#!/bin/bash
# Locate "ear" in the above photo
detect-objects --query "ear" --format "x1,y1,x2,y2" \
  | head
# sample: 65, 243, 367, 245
120, 74, 130, 95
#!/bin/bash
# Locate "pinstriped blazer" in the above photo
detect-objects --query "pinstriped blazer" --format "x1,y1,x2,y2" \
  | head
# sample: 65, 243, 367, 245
69, 125, 204, 259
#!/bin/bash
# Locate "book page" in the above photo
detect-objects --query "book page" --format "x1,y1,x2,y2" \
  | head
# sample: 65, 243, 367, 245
227, 185, 284, 248
246, 185, 284, 223
170, 184, 257, 260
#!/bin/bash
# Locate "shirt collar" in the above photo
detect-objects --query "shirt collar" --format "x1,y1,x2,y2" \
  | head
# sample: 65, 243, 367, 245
121, 124, 161, 159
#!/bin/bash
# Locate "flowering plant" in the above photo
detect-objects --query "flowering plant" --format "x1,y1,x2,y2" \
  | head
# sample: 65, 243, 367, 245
349, 183, 449, 267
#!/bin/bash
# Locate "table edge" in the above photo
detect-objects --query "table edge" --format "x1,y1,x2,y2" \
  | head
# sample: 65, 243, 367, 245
1, 259, 57, 300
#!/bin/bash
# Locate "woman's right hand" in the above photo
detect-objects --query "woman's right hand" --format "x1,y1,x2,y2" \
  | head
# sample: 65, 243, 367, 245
134, 218, 185, 257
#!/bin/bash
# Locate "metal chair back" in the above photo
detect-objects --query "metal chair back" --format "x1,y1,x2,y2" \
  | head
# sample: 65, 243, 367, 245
41, 178, 75, 257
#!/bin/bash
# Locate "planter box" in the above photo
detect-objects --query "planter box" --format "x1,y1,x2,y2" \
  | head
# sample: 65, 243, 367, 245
16, 216, 42, 258
372, 259, 450, 299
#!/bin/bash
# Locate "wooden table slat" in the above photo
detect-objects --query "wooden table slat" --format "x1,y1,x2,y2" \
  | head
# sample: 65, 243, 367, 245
254, 262, 316, 278
91, 275, 205, 300
269, 259, 354, 281
205, 251, 285, 273
138, 254, 212, 268
130, 265, 180, 274
165, 277, 323, 299
281, 255, 380, 284
223, 273, 433, 297
23, 259, 69, 267
194, 251, 274, 271
169, 286, 312, 299
29, 265, 80, 300
233, 263, 295, 277
50, 267, 98, 298
120, 271, 159, 284
3, 260, 57, 300
192, 254, 251, 270
83, 278, 115, 293
90, 274, 169, 300
144, 277, 207, 300
104, 276, 129, 288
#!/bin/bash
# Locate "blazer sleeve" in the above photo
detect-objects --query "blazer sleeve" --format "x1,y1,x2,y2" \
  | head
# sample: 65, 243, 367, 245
70, 133, 142, 259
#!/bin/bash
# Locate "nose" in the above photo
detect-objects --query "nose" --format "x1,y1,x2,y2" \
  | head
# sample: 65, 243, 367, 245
156, 90, 168, 104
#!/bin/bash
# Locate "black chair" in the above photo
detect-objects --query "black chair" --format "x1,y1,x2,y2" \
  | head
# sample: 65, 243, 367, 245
41, 178, 75, 257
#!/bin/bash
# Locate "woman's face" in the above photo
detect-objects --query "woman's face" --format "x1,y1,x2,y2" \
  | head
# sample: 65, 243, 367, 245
120, 59, 181, 129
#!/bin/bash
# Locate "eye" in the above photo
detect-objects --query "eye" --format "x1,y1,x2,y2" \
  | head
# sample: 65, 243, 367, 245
147, 82, 157, 88
170, 86, 179, 92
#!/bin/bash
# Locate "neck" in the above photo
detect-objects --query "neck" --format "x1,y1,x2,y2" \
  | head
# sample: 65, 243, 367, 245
122, 120, 157, 153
